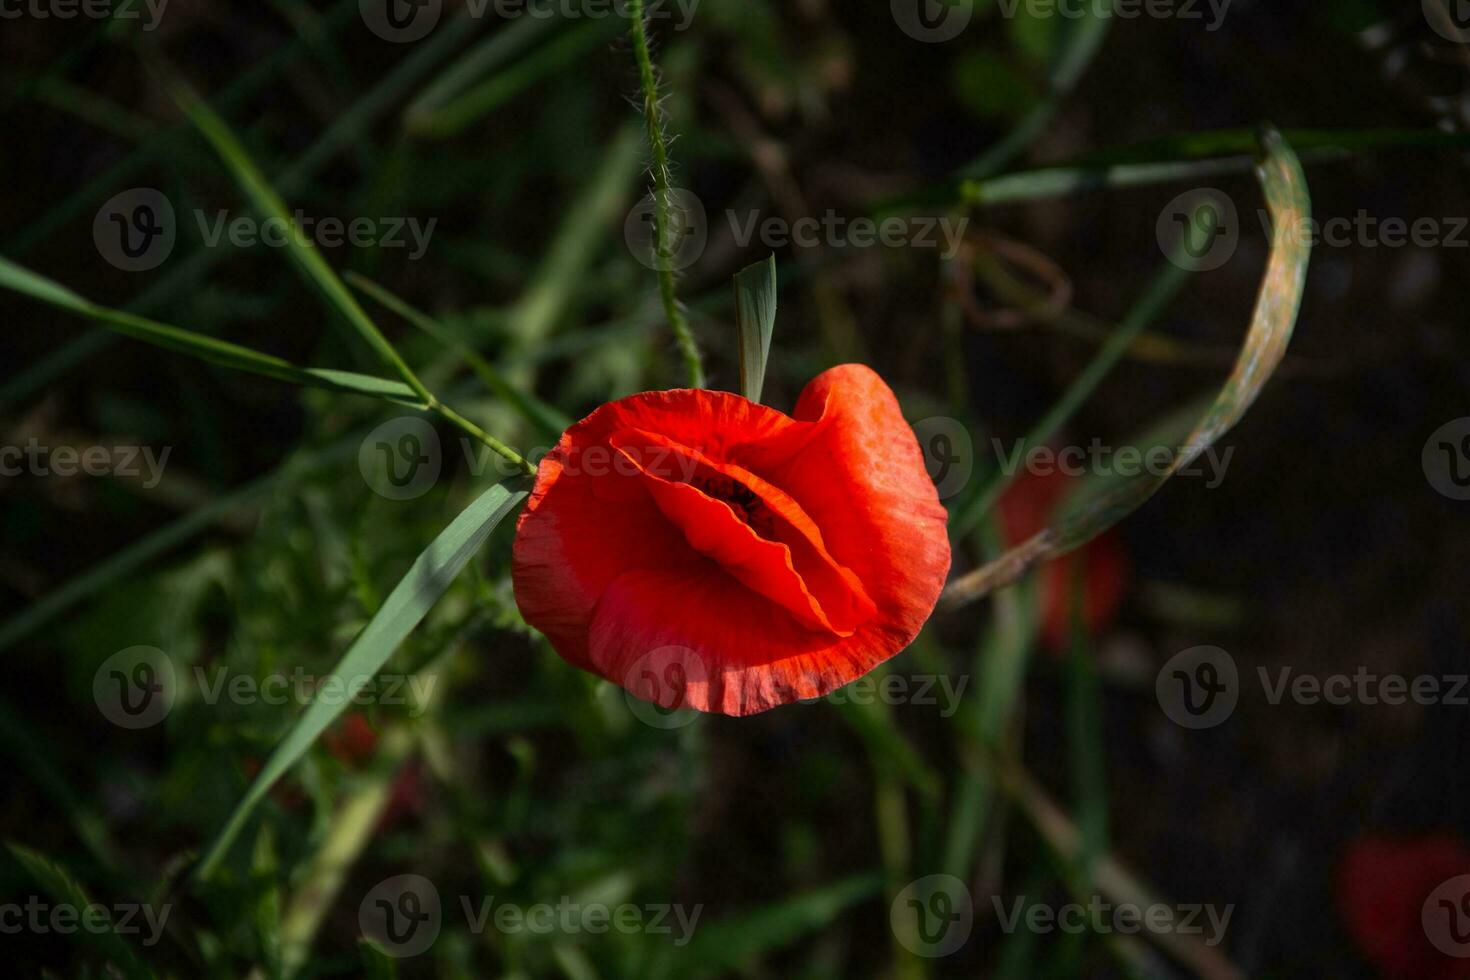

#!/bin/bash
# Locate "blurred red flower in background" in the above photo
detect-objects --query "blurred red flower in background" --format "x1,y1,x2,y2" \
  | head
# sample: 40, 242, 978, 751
512, 365, 951, 716
996, 463, 1128, 651
1337, 833, 1470, 979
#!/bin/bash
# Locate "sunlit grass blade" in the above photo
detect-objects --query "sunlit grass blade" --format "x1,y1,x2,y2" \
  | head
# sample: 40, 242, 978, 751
959, 0, 1110, 180
402, 8, 560, 128
346, 271, 572, 439
732, 254, 777, 403
1065, 570, 1107, 875
884, 127, 1470, 214
997, 764, 1246, 979
6, 843, 155, 980
171, 79, 533, 473
941, 519, 1036, 881
194, 480, 529, 880
943, 127, 1312, 609
670, 873, 882, 974
167, 79, 434, 401
2, 0, 361, 256
954, 127, 1470, 207
279, 722, 425, 978
408, 17, 619, 138
0, 435, 359, 656
949, 239, 1198, 540
504, 121, 645, 369
0, 6, 513, 413
0, 255, 424, 407
359, 938, 400, 979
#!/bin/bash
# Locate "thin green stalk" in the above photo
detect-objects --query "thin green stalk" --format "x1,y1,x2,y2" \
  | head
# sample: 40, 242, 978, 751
950, 252, 1193, 539
169, 79, 535, 476
346, 271, 571, 439
626, 0, 704, 388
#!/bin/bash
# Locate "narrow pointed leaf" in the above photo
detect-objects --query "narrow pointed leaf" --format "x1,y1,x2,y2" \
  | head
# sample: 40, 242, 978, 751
170, 81, 428, 400
671, 873, 881, 973
346, 272, 571, 437
732, 254, 777, 403
0, 255, 423, 406
943, 127, 1312, 608
7, 843, 155, 980
195, 480, 529, 879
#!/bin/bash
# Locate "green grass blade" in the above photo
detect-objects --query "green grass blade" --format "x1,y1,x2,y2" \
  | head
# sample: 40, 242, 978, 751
359, 938, 400, 979
959, 2, 1110, 180
408, 17, 619, 138
504, 122, 646, 370
0, 255, 423, 406
670, 873, 882, 975
194, 480, 529, 880
941, 519, 1035, 880
6, 843, 156, 980
1065, 572, 1107, 875
943, 127, 1312, 609
402, 8, 560, 125
346, 272, 571, 439
950, 245, 1196, 540
0, 436, 360, 655
732, 254, 777, 404
169, 81, 433, 406
0, 6, 491, 412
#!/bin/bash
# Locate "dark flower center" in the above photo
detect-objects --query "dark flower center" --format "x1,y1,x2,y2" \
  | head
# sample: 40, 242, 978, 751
691, 474, 775, 538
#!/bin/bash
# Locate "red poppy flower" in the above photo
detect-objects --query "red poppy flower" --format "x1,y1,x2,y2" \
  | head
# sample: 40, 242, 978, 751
512, 364, 951, 716
324, 712, 379, 766
1338, 833, 1470, 980
996, 463, 1127, 652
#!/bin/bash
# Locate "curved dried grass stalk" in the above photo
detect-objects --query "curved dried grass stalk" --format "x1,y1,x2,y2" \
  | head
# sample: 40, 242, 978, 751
943, 127, 1312, 611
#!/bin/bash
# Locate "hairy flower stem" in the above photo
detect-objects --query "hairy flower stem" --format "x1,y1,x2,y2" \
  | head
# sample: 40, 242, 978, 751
626, 0, 705, 388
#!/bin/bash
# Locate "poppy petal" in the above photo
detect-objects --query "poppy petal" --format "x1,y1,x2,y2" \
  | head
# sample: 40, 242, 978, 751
512, 364, 951, 715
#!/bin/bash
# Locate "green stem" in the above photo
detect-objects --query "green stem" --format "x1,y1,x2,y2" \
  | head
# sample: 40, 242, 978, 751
168, 76, 534, 476
626, 0, 704, 388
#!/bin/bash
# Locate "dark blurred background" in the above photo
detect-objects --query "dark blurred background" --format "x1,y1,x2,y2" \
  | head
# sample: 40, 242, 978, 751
2, 0, 1470, 976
